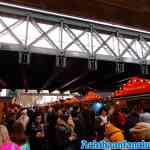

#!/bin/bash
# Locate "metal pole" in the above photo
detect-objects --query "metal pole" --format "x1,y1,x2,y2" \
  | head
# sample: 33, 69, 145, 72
25, 16, 29, 49
90, 24, 94, 57
60, 21, 63, 50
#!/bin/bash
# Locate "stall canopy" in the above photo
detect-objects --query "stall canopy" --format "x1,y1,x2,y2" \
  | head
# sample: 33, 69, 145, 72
113, 76, 150, 97
63, 96, 80, 105
83, 90, 102, 102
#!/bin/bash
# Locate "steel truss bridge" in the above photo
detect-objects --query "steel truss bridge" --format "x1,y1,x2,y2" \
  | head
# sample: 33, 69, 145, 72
0, 2, 150, 71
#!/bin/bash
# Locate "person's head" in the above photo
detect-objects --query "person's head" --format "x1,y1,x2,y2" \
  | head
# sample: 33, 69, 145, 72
9, 122, 26, 145
48, 106, 54, 113
0, 125, 10, 146
14, 106, 19, 113
57, 109, 64, 118
21, 109, 28, 116
99, 108, 108, 117
73, 105, 80, 113
108, 106, 115, 115
34, 113, 42, 124
63, 111, 70, 122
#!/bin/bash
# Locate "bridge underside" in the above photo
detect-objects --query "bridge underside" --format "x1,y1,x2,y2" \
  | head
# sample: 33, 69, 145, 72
0, 3, 149, 91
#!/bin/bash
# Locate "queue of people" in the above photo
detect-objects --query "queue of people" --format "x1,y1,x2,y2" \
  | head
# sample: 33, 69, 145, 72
0, 102, 150, 150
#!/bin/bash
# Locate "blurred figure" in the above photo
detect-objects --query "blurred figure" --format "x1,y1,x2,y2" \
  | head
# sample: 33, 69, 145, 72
55, 110, 71, 150
94, 107, 108, 139
47, 106, 57, 150
0, 125, 10, 146
124, 111, 140, 140
108, 106, 115, 121
111, 109, 126, 130
5, 106, 17, 131
105, 122, 125, 142
9, 122, 30, 150
0, 125, 21, 150
99, 108, 108, 127
29, 113, 45, 150
75, 106, 95, 140
55, 110, 78, 150
139, 109, 150, 123
17, 109, 29, 130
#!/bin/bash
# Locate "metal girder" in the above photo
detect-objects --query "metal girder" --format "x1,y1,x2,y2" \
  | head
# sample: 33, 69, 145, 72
143, 40, 150, 59
93, 32, 113, 55
59, 21, 63, 50
90, 25, 94, 56
31, 19, 59, 49
25, 16, 30, 49
119, 38, 136, 58
94, 31, 117, 57
1, 3, 150, 65
0, 18, 24, 46
95, 32, 117, 57
139, 40, 146, 59
122, 38, 141, 59
64, 24, 90, 55
1, 2, 150, 39
28, 24, 58, 47
64, 30, 86, 50
0, 19, 24, 36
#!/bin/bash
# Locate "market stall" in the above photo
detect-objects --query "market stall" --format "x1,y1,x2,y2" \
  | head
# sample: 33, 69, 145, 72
82, 91, 102, 103
113, 77, 150, 97
63, 97, 80, 105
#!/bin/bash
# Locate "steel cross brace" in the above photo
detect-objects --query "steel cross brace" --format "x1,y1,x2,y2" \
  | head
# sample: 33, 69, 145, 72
138, 40, 147, 59
143, 40, 150, 59
0, 19, 24, 37
28, 23, 58, 47
31, 19, 59, 49
94, 31, 117, 57
64, 30, 86, 50
93, 32, 114, 56
119, 38, 137, 58
0, 18, 24, 46
119, 36, 140, 60
64, 24, 91, 55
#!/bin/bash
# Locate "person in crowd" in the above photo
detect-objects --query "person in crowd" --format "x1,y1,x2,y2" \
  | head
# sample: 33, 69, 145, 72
128, 109, 150, 141
55, 110, 71, 150
99, 107, 108, 127
55, 109, 78, 150
139, 109, 150, 123
9, 122, 30, 150
94, 107, 108, 140
130, 122, 150, 141
67, 112, 75, 131
111, 109, 126, 130
107, 106, 115, 121
105, 122, 125, 142
0, 125, 21, 150
124, 111, 140, 140
17, 109, 30, 130
29, 113, 45, 150
74, 106, 96, 140
71, 105, 80, 129
5, 106, 17, 131
47, 106, 57, 150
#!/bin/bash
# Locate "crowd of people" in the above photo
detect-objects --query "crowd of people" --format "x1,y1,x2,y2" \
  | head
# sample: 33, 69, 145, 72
0, 102, 150, 150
